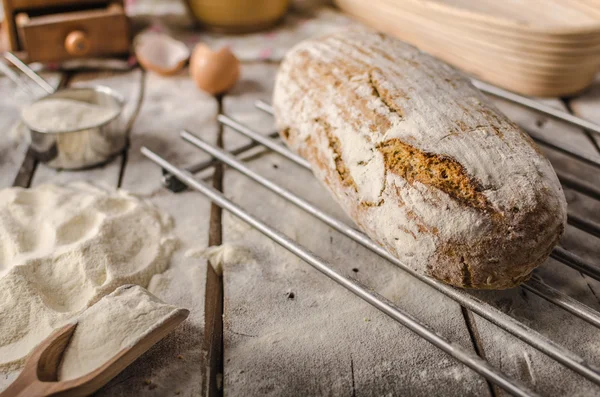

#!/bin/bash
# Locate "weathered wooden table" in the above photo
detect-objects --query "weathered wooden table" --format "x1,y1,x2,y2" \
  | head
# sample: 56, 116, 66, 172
1, 5, 600, 397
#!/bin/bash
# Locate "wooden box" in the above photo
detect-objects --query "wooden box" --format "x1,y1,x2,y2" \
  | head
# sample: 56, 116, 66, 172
2, 0, 130, 62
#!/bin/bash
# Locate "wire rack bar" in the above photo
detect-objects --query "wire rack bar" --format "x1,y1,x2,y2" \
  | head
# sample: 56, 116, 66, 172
217, 115, 311, 169
255, 100, 274, 114
567, 214, 600, 239
142, 146, 539, 397
161, 131, 281, 192
471, 79, 600, 138
523, 276, 600, 329
179, 129, 600, 386
527, 130, 600, 169
552, 248, 600, 282
556, 171, 600, 201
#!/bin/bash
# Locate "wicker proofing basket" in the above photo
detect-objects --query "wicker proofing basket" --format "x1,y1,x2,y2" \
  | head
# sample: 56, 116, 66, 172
334, 0, 600, 97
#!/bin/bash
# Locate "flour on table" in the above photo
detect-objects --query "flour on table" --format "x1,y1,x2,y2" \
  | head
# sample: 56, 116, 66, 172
21, 98, 120, 132
186, 243, 257, 275
0, 183, 178, 371
59, 285, 185, 381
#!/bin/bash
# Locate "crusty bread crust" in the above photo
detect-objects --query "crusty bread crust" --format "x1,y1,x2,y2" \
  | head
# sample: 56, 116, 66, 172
273, 29, 567, 289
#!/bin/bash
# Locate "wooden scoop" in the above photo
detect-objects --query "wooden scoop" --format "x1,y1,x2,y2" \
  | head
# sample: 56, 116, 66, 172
1, 309, 189, 397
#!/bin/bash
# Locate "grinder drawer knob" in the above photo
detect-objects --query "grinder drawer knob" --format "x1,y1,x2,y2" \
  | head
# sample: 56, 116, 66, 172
65, 31, 90, 56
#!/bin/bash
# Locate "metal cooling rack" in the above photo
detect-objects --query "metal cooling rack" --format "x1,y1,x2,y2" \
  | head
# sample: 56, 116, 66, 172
143, 84, 600, 397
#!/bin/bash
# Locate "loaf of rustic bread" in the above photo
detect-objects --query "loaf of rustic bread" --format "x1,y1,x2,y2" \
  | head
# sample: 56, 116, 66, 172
273, 30, 567, 289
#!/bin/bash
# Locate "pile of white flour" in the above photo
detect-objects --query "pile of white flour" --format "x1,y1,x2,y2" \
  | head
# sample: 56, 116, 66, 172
21, 98, 120, 132
0, 183, 178, 371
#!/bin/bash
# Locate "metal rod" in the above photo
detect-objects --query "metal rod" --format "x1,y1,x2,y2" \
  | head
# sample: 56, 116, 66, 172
255, 100, 274, 115
4, 52, 54, 94
471, 79, 600, 138
528, 130, 600, 169
567, 214, 600, 240
552, 248, 600, 282
218, 115, 311, 169
180, 130, 600, 385
219, 115, 310, 170
556, 170, 600, 201
0, 61, 35, 96
161, 131, 280, 191
528, 279, 600, 328
523, 276, 600, 329
142, 146, 539, 397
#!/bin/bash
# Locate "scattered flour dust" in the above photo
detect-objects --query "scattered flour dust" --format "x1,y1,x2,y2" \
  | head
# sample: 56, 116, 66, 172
186, 243, 257, 276
58, 285, 184, 381
21, 98, 120, 132
0, 183, 178, 371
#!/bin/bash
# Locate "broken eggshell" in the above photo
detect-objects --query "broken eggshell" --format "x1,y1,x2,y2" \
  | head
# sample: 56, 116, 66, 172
134, 31, 190, 76
190, 44, 240, 95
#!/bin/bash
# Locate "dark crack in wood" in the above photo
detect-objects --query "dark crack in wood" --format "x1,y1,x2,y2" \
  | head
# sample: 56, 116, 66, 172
350, 354, 356, 397
461, 307, 496, 397
12, 148, 37, 188
203, 94, 225, 397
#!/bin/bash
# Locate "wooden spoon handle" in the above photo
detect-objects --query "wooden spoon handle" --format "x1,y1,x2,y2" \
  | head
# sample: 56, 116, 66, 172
0, 324, 77, 397
0, 374, 42, 397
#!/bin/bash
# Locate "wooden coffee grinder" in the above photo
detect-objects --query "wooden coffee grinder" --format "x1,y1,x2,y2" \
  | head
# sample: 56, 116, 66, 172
1, 0, 130, 63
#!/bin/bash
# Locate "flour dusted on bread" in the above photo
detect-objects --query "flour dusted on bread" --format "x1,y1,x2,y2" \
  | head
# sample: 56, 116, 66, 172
0, 183, 177, 370
273, 29, 567, 289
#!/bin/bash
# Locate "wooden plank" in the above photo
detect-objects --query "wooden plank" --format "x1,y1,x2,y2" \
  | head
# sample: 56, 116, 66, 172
30, 69, 143, 187
95, 190, 212, 397
1, 67, 218, 395
221, 155, 489, 396
219, 66, 600, 395
220, 63, 489, 396
0, 71, 63, 391
202, 262, 223, 397
0, 68, 142, 393
119, 69, 219, 195
108, 69, 220, 396
204, 130, 225, 397
0, 72, 61, 188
